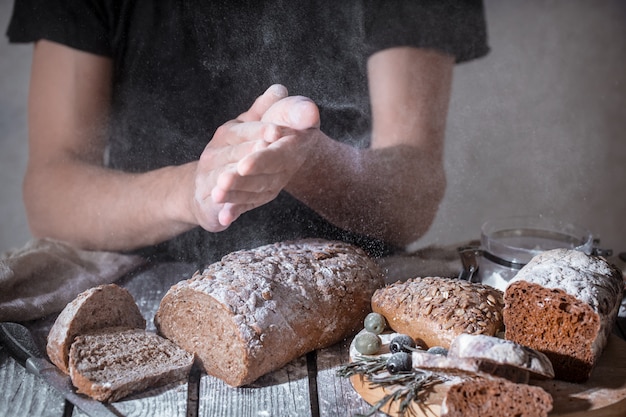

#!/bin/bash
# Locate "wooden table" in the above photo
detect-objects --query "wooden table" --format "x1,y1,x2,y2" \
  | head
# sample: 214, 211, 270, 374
1, 257, 625, 417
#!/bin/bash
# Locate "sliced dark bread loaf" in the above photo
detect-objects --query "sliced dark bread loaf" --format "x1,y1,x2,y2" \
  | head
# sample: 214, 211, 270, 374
47, 284, 145, 373
47, 283, 194, 402
504, 249, 623, 382
69, 327, 194, 402
440, 377, 553, 417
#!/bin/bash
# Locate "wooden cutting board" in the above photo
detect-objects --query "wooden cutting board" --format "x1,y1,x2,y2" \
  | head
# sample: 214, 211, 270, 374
349, 332, 626, 416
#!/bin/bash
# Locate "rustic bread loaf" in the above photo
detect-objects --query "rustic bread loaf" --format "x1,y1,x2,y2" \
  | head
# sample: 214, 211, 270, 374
503, 249, 624, 382
155, 239, 384, 387
440, 377, 553, 417
47, 284, 146, 373
69, 327, 194, 402
371, 277, 504, 349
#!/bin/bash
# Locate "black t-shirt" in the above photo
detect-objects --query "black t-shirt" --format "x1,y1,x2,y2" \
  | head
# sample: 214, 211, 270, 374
7, 0, 489, 263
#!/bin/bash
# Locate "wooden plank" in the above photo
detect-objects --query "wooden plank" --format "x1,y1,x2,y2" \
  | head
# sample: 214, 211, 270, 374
71, 381, 189, 417
198, 354, 312, 417
315, 339, 382, 417
0, 350, 66, 417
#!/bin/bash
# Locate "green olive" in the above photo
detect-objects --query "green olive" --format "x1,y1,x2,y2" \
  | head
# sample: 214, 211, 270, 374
354, 331, 382, 355
363, 312, 387, 335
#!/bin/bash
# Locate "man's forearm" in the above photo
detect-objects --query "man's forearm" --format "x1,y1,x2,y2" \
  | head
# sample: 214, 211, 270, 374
285, 133, 446, 247
23, 160, 198, 251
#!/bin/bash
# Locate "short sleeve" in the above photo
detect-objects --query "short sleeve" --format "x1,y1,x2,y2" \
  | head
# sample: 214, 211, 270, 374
6, 0, 114, 57
363, 0, 490, 63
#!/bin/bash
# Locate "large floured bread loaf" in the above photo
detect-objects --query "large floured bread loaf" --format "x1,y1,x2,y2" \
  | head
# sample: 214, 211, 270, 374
503, 248, 624, 382
371, 277, 504, 349
440, 377, 553, 417
69, 327, 194, 402
155, 239, 384, 387
47, 284, 146, 373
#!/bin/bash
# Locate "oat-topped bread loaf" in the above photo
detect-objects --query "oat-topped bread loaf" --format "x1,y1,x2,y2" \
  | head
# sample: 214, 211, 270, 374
371, 277, 504, 349
47, 284, 146, 373
155, 239, 384, 387
503, 248, 624, 382
47, 284, 194, 402
69, 328, 194, 402
440, 377, 553, 417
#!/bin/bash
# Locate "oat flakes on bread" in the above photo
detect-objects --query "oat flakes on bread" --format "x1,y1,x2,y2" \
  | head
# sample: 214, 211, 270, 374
371, 277, 504, 349
155, 239, 384, 387
503, 248, 624, 382
47, 284, 146, 373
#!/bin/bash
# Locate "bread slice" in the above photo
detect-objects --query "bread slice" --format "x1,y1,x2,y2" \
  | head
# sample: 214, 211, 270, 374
447, 334, 554, 380
503, 249, 623, 382
440, 377, 553, 417
69, 327, 194, 402
409, 334, 553, 384
47, 284, 146, 373
155, 239, 384, 387
371, 277, 504, 349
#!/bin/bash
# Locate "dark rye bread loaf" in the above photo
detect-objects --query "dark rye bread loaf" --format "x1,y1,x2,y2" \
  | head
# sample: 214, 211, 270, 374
440, 377, 553, 417
155, 239, 384, 387
503, 248, 624, 382
47, 284, 146, 373
371, 277, 504, 349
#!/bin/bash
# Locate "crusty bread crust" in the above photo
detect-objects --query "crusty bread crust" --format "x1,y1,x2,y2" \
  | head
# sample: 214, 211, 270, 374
503, 249, 624, 382
47, 284, 145, 373
155, 239, 384, 387
371, 277, 504, 349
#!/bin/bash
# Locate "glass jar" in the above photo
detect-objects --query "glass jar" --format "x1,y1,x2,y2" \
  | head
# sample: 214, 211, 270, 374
459, 216, 598, 290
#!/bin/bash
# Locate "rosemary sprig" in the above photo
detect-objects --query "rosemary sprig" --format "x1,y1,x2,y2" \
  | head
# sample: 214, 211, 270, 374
337, 355, 447, 417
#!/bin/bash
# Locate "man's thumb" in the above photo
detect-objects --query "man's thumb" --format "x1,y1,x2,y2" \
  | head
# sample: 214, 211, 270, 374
262, 96, 320, 130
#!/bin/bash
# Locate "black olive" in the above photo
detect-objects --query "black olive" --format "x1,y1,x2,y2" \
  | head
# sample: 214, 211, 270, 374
389, 334, 416, 354
386, 352, 412, 373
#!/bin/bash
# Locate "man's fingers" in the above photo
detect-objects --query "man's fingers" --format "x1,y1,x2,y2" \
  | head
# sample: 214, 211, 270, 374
238, 84, 289, 122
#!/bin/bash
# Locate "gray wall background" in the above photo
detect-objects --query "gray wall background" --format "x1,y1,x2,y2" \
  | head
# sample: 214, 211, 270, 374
1, 0, 625, 256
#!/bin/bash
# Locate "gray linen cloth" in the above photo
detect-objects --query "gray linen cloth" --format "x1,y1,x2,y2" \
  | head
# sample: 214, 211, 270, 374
0, 238, 145, 322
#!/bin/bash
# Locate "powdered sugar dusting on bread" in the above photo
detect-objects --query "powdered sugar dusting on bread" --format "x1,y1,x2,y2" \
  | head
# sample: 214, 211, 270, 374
181, 239, 378, 353
510, 248, 622, 316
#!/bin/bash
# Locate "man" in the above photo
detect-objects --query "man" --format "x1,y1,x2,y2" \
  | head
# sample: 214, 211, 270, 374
7, 1, 489, 262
